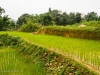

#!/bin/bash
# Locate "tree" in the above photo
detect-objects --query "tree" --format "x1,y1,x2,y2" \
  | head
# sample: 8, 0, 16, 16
55, 14, 63, 25
39, 13, 52, 25
98, 16, 100, 21
62, 12, 69, 25
0, 7, 5, 16
29, 14, 39, 23
49, 7, 52, 12
0, 15, 10, 30
2, 15, 10, 29
0, 17, 3, 30
0, 7, 10, 30
69, 12, 76, 24
75, 12, 82, 23
17, 13, 31, 26
9, 19, 16, 29
49, 9, 60, 21
85, 12, 98, 21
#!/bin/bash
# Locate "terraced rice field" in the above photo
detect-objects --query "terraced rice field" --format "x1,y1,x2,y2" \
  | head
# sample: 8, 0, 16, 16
0, 31, 100, 73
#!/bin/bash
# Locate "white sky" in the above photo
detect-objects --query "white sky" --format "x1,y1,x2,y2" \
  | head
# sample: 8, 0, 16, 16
0, 0, 100, 20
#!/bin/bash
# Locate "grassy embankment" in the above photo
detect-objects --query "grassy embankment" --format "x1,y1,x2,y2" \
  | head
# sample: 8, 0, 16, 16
0, 31, 100, 72
38, 25, 100, 40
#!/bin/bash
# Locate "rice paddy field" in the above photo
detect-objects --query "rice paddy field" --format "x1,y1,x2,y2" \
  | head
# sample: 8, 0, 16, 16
0, 31, 100, 74
0, 47, 46, 75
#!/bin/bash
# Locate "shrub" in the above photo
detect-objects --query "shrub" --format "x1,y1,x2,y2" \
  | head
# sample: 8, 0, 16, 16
19, 20, 41, 32
82, 20, 100, 27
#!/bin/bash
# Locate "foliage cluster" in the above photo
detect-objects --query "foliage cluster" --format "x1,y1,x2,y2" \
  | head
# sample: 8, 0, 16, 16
1, 7, 100, 32
0, 15, 10, 31
17, 13, 30, 26
0, 7, 17, 31
19, 20, 41, 32
0, 34, 97, 75
17, 8, 100, 27
82, 20, 100, 27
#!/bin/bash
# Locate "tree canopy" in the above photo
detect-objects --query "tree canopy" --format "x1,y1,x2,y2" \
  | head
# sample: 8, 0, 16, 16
0, 7, 17, 31
0, 7, 5, 16
0, 7, 100, 31
16, 8, 100, 27
17, 13, 31, 26
85, 12, 98, 21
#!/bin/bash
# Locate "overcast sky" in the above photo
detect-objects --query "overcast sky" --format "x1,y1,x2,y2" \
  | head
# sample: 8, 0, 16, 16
0, 0, 100, 20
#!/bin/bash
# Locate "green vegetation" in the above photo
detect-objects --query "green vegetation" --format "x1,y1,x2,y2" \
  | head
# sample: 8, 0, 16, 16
0, 7, 17, 31
38, 25, 100, 40
0, 32, 100, 73
0, 6, 100, 32
81, 20, 100, 27
19, 20, 41, 32
0, 6, 100, 75
17, 9, 100, 26
0, 47, 46, 75
0, 34, 97, 75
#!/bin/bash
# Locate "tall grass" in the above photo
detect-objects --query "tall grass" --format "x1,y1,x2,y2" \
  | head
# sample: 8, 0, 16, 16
0, 47, 46, 75
0, 31, 100, 71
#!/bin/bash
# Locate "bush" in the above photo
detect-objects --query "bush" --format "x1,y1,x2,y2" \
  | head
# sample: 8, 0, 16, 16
19, 20, 41, 32
82, 20, 100, 27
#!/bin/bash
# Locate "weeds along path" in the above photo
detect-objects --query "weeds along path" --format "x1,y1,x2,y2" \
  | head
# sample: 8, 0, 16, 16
0, 31, 100, 74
